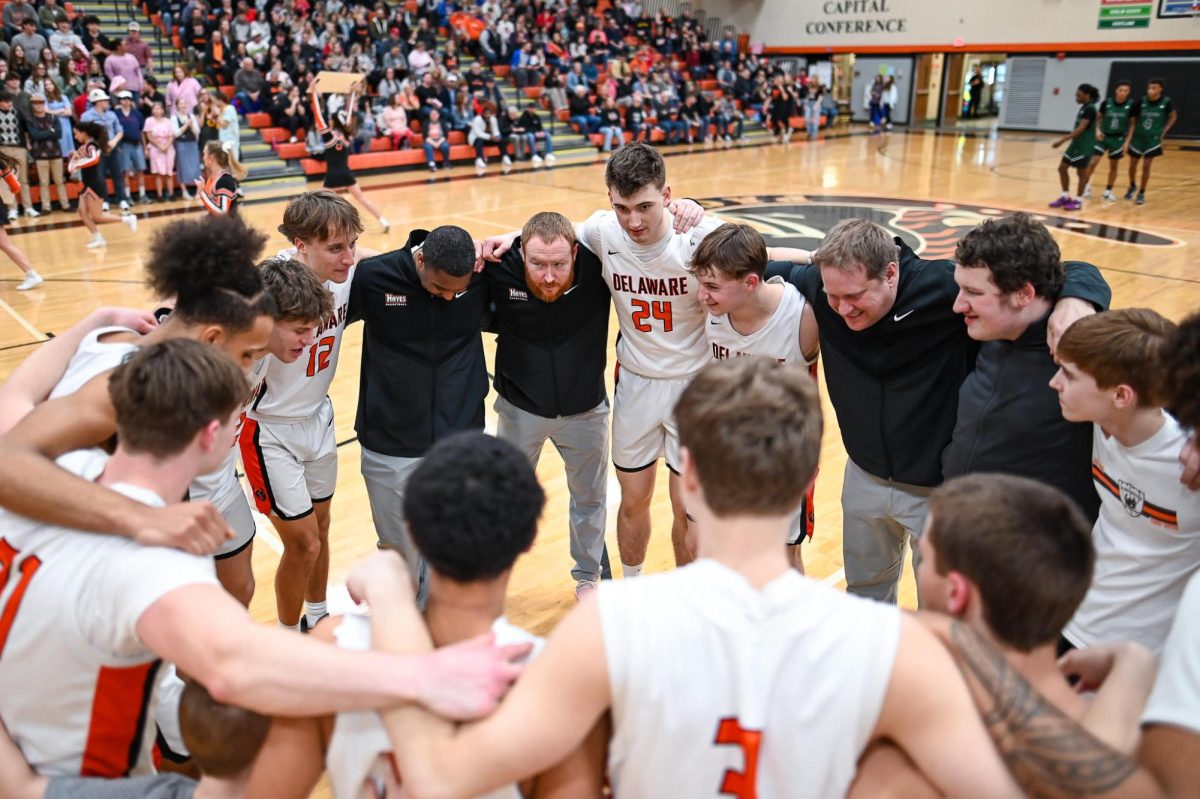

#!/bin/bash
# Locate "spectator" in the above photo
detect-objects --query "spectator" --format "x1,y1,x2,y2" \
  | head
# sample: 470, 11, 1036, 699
468, 101, 506, 173
166, 65, 202, 114
80, 16, 115, 65
25, 92, 67, 214
567, 84, 600, 134
566, 61, 590, 93
43, 79, 73, 163
3, 73, 28, 119
140, 75, 166, 119
246, 30, 269, 64
172, 96, 201, 199
597, 97, 623, 152
801, 84, 822, 140
380, 92, 411, 150
210, 90, 239, 157
59, 60, 85, 101
22, 62, 50, 97
407, 39, 434, 77
143, 101, 176, 202
2, 2, 37, 41
114, 90, 148, 205
478, 23, 509, 66
12, 20, 47, 65
422, 106, 450, 172
271, 84, 309, 144
864, 74, 885, 134
415, 70, 445, 121
0, 90, 33, 219
233, 58, 265, 114
542, 65, 568, 112
680, 92, 710, 143
104, 41, 143, 105
625, 93, 654, 142
37, 0, 68, 32
765, 75, 795, 142
713, 93, 744, 144
518, 106, 555, 166
48, 18, 83, 63
124, 22, 152, 72
655, 91, 686, 144
377, 66, 403, 105
820, 86, 838, 127
511, 41, 544, 90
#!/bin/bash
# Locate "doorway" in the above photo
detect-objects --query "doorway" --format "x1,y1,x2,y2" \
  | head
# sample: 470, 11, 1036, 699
912, 53, 944, 126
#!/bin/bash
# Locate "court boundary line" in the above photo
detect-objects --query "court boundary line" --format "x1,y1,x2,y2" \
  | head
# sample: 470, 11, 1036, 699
0, 297, 48, 342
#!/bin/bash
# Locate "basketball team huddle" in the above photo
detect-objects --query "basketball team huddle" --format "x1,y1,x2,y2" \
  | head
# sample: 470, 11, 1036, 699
0, 141, 1197, 799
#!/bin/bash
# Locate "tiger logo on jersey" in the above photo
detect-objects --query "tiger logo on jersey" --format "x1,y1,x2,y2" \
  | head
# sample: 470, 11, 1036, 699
695, 194, 1181, 257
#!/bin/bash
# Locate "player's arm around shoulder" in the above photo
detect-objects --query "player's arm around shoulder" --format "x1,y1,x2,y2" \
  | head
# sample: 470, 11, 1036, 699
379, 597, 612, 799
800, 299, 819, 363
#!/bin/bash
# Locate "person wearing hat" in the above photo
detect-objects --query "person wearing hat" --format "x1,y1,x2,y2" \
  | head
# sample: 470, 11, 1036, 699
114, 90, 149, 205
0, 90, 34, 219
80, 87, 129, 210
25, 91, 69, 214
123, 21, 152, 72
246, 30, 269, 63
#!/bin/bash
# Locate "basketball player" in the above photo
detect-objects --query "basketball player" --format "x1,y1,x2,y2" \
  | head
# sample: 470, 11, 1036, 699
241, 190, 376, 631
0, 341, 527, 780
371, 359, 1024, 799
766, 218, 1105, 604
1124, 78, 1177, 205
349, 225, 489, 601
487, 212, 613, 598
1050, 83, 1099, 212
0, 680, 270, 799
1084, 80, 1134, 202
852, 474, 1163, 799
693, 222, 818, 571
481, 143, 718, 575
0, 216, 279, 562
244, 433, 605, 798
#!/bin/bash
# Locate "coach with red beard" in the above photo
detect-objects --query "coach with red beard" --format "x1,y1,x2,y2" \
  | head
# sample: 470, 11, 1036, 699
487, 211, 613, 598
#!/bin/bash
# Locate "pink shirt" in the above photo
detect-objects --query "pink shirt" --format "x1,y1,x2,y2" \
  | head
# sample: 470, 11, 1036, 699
166, 77, 202, 112
104, 52, 143, 92
123, 36, 152, 68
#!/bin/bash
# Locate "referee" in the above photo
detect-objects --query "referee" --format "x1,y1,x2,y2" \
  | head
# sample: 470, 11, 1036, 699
487, 212, 613, 599
350, 225, 488, 599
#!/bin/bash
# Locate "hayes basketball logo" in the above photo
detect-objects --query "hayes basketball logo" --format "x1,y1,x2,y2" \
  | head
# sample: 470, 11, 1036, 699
697, 194, 1180, 257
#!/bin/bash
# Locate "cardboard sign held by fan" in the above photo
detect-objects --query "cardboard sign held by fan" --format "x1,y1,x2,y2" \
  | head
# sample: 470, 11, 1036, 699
312, 72, 367, 94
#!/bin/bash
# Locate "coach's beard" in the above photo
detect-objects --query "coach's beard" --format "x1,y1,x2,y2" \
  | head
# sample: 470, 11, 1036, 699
526, 268, 574, 303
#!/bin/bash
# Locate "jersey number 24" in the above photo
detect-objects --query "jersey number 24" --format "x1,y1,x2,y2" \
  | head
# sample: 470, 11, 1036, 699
630, 299, 673, 333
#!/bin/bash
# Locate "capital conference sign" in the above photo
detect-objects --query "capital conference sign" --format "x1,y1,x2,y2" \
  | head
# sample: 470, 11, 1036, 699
805, 0, 909, 35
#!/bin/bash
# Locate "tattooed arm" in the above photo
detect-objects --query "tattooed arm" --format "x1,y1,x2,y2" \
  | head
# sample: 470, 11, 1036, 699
947, 622, 1165, 799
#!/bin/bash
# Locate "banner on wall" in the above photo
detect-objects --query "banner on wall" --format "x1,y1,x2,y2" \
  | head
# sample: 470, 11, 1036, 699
1098, 0, 1153, 28
1157, 0, 1199, 16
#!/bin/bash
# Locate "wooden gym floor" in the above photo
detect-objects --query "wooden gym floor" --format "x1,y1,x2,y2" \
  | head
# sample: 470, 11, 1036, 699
0, 127, 1197, 793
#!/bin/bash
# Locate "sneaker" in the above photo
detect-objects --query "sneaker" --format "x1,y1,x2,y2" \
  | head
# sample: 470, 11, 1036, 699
545, 153, 556, 165
1136, 192, 1146, 205
531, 154, 543, 168
428, 161, 438, 172
1082, 186, 1092, 199
122, 214, 138, 232
574, 580, 599, 602
23, 207, 38, 218
1062, 198, 1082, 211
474, 157, 486, 169
289, 135, 298, 143
85, 235, 107, 249
15, 271, 43, 291
1048, 196, 1071, 208
118, 200, 131, 211
1102, 189, 1116, 201
6, 208, 16, 222
501, 155, 512, 166
379, 216, 390, 233
298, 613, 328, 634
40, 207, 51, 215
101, 202, 109, 212
1124, 185, 1137, 200
139, 194, 151, 205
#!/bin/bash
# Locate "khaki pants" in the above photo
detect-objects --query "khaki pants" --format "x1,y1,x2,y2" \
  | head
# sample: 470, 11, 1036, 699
0, 146, 31, 210
35, 158, 67, 210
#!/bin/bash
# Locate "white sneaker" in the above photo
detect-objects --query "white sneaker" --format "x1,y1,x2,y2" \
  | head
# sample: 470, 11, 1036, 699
118, 200, 131, 211
574, 580, 599, 602
1083, 186, 1092, 199
545, 153, 556, 165
474, 157, 486, 169
428, 161, 438, 172
6, 208, 16, 222
122, 214, 138, 232
101, 202, 109, 212
501, 155, 512, 166
379, 216, 390, 233
24, 207, 39, 218
85, 234, 107, 249
16, 271, 43, 291
531, 154, 543, 168
1102, 189, 1116, 201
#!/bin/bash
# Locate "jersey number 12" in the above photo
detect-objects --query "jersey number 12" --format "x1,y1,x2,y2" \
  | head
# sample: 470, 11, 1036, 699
306, 336, 336, 377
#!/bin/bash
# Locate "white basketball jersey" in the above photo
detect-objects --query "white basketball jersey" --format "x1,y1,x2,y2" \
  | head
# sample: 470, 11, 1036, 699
326, 614, 543, 799
706, 279, 813, 366
599, 560, 899, 798
249, 260, 354, 424
0, 458, 218, 778
191, 355, 270, 500
48, 326, 141, 399
579, 210, 720, 379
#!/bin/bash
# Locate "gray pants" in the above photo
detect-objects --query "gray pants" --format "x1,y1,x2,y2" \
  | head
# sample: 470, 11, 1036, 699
495, 395, 609, 582
360, 445, 427, 603
841, 459, 931, 605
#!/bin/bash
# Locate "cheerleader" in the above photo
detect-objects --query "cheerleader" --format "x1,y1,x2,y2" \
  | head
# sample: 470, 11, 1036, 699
0, 152, 42, 290
68, 121, 138, 250
311, 84, 389, 232
196, 140, 246, 216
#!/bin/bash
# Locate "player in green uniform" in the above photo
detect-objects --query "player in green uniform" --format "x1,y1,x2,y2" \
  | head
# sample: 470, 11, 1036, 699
1083, 80, 1134, 202
1050, 83, 1099, 212
1125, 77, 1178, 205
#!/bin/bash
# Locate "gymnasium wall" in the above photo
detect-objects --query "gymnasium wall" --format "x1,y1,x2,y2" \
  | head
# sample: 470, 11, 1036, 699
695, 0, 1200, 51
1000, 56, 1200, 132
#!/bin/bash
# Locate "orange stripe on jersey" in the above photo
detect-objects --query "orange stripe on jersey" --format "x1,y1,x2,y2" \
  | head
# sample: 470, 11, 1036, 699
238, 418, 274, 516
81, 661, 160, 777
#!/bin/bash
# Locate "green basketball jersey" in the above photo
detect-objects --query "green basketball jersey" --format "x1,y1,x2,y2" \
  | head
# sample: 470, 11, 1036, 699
1133, 95, 1172, 145
1099, 97, 1133, 137
1067, 103, 1097, 158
